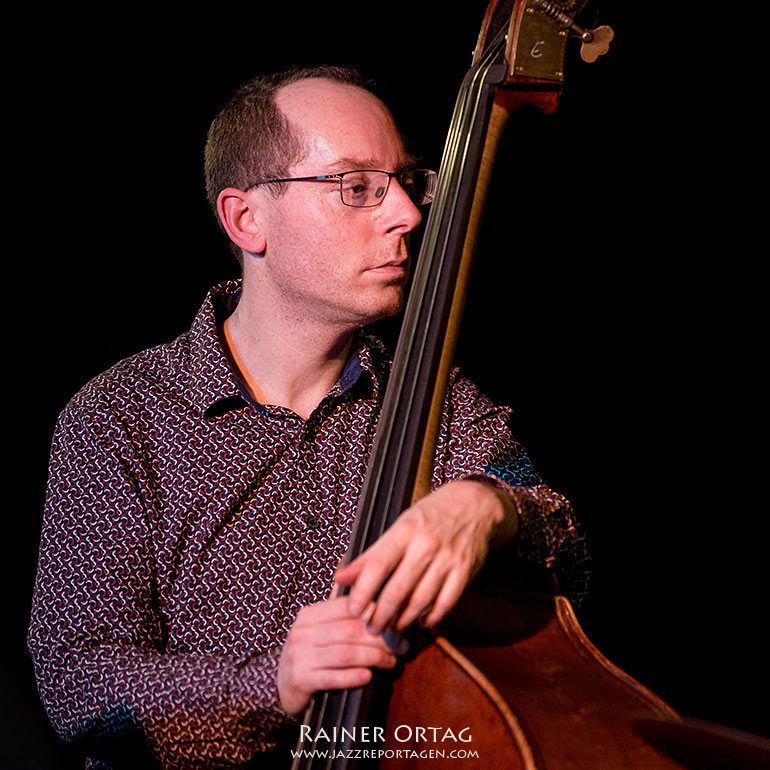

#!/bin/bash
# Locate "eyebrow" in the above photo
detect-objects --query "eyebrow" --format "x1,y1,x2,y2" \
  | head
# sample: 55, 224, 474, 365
327, 155, 419, 172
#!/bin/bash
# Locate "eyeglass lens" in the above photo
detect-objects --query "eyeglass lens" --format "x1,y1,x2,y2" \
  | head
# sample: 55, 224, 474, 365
340, 170, 436, 207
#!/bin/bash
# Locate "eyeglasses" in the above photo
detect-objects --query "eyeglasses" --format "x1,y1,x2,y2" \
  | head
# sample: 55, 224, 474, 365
243, 168, 437, 208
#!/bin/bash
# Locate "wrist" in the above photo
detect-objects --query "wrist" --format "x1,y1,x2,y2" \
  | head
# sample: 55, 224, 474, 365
459, 475, 520, 547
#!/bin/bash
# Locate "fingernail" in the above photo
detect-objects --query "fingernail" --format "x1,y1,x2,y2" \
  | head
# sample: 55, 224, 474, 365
382, 629, 409, 655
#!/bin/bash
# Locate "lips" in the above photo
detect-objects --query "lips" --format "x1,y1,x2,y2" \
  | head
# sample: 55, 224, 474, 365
368, 260, 409, 283
373, 259, 408, 270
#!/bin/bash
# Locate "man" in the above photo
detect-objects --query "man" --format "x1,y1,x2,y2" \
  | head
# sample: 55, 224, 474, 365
29, 66, 588, 768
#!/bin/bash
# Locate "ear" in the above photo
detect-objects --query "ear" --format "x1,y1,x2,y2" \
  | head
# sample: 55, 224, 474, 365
216, 188, 267, 256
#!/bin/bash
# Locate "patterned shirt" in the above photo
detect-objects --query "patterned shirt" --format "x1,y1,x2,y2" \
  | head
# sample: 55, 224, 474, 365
28, 280, 588, 769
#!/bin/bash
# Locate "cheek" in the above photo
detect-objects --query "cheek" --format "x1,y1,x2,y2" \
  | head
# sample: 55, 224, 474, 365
266, 196, 372, 287
272, 194, 351, 251
267, 224, 344, 294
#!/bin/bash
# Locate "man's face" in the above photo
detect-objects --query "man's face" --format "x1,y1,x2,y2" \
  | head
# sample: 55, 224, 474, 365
250, 79, 423, 332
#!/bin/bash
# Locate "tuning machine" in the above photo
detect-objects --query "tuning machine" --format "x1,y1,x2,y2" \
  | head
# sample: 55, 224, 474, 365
529, 0, 614, 62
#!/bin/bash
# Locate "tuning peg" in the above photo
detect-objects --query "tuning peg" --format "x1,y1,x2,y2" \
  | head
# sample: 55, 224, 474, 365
577, 24, 614, 63
529, 0, 614, 63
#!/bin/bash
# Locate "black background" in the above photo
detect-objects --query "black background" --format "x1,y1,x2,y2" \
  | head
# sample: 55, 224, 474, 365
5, 3, 766, 768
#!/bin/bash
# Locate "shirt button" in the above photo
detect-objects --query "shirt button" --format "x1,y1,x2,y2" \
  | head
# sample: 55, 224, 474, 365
305, 516, 321, 530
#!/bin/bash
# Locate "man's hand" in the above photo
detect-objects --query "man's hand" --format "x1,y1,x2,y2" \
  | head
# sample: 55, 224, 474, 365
277, 480, 518, 715
335, 479, 518, 635
277, 596, 398, 715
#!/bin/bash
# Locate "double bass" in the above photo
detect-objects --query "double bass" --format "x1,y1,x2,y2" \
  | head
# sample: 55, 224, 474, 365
290, 2, 770, 768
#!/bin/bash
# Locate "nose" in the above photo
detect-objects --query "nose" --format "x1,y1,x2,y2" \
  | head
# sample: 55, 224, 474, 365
381, 177, 423, 233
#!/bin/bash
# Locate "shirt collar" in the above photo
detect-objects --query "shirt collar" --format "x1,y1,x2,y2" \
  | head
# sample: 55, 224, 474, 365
188, 280, 244, 417
187, 279, 388, 418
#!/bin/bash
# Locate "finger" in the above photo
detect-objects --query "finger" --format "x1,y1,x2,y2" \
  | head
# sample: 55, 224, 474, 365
304, 667, 374, 694
290, 616, 391, 655
281, 615, 397, 683
366, 556, 435, 634
337, 514, 435, 616
387, 563, 448, 632
341, 548, 403, 617
319, 642, 398, 671
418, 566, 469, 628
383, 549, 463, 633
333, 558, 364, 587
279, 635, 396, 714
365, 533, 444, 633
293, 595, 371, 627
288, 634, 397, 676
301, 648, 398, 695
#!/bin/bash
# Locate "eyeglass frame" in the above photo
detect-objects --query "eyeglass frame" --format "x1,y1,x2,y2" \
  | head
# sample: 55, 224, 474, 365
242, 168, 437, 208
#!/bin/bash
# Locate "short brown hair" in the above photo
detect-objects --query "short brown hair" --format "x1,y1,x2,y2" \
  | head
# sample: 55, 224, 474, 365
204, 65, 367, 261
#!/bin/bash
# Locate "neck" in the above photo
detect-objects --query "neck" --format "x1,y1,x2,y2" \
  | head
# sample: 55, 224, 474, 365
224, 283, 355, 420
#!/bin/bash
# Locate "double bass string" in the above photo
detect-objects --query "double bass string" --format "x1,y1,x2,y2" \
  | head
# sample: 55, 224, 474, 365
293, 21, 511, 770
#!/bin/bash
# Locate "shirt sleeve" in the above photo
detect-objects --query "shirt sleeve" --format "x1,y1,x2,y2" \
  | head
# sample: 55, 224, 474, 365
28, 401, 295, 768
433, 368, 591, 605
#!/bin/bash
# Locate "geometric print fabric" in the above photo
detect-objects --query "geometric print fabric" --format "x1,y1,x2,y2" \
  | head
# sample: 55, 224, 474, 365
29, 280, 587, 768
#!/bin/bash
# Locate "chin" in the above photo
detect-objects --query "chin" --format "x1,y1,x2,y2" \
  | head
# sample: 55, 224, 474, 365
336, 282, 406, 331
348, 299, 402, 333
373, 289, 405, 321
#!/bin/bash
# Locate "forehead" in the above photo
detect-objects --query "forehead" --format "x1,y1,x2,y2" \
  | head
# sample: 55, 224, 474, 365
275, 78, 410, 171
